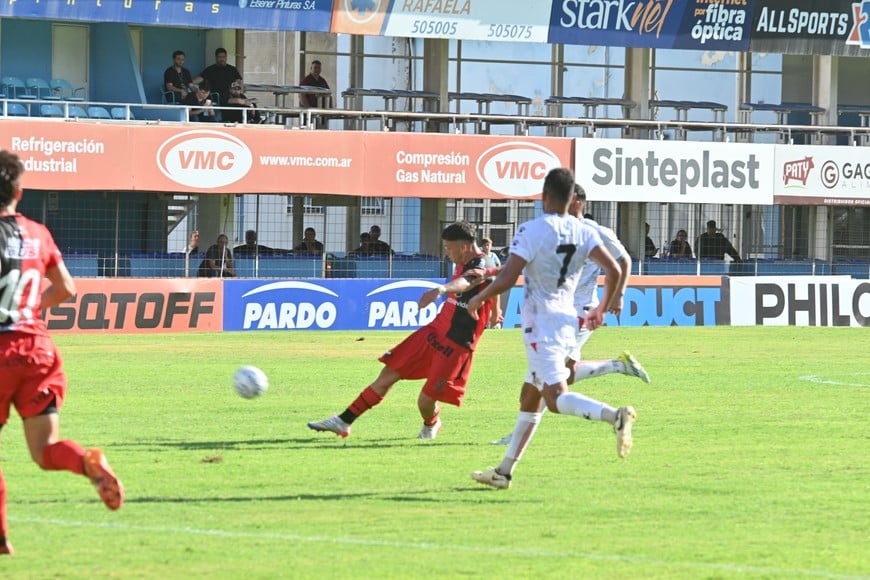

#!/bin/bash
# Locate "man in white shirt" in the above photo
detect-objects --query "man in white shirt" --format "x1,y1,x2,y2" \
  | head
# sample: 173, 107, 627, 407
466, 168, 637, 490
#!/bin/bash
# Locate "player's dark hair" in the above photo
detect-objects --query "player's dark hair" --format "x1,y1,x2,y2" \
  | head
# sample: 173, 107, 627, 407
0, 150, 24, 207
543, 167, 575, 205
196, 80, 211, 92
215, 47, 227, 57
442, 220, 476, 242
574, 183, 586, 202
172, 50, 185, 59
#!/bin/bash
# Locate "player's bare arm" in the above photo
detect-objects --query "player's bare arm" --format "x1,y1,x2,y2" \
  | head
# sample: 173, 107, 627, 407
607, 254, 632, 315
467, 255, 525, 320
586, 246, 620, 330
41, 261, 76, 310
416, 265, 487, 309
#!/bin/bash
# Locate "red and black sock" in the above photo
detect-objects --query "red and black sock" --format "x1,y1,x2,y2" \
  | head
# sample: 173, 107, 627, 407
340, 386, 384, 424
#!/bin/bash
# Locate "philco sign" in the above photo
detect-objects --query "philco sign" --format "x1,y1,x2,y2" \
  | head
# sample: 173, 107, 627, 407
156, 130, 253, 188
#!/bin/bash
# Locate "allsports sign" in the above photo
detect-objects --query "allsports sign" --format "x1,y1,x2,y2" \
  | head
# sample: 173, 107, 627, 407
0, 122, 571, 199
574, 138, 774, 204
750, 0, 870, 56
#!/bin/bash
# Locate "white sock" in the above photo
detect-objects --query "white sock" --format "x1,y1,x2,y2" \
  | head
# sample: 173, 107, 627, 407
572, 360, 621, 381
497, 411, 542, 476
555, 392, 614, 421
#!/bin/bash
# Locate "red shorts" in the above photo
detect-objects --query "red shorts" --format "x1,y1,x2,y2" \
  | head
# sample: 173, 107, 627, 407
379, 328, 474, 407
0, 333, 67, 425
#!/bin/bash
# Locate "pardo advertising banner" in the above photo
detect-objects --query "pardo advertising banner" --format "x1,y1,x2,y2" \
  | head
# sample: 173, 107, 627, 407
0, 122, 571, 199
224, 278, 448, 331
548, 0, 753, 51
773, 144, 870, 206
332, 0, 550, 42
729, 276, 870, 327
0, 0, 334, 32
45, 278, 223, 334
750, 0, 870, 56
574, 138, 774, 204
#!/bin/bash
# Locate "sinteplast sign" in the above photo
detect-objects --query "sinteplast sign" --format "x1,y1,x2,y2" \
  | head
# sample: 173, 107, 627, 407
574, 138, 775, 204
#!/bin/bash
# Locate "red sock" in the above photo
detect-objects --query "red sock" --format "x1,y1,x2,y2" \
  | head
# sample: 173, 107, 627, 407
423, 406, 441, 427
41, 440, 86, 475
344, 386, 384, 421
0, 468, 8, 540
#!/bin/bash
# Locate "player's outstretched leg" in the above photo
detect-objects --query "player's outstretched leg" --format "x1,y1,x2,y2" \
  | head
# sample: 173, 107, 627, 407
618, 352, 651, 383
471, 467, 511, 489
307, 416, 352, 438
613, 406, 637, 458
83, 448, 124, 510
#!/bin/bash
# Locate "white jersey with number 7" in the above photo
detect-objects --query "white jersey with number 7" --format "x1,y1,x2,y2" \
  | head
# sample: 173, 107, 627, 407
509, 213, 603, 346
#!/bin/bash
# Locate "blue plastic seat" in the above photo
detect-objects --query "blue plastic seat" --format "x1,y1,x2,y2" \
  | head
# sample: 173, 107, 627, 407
2, 76, 36, 99
111, 107, 134, 120
49, 78, 86, 101
5, 102, 29, 116
27, 77, 61, 100
39, 103, 64, 117
87, 106, 111, 120
68, 105, 89, 118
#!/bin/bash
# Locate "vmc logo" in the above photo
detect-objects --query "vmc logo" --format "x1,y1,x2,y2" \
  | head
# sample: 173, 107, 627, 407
476, 142, 561, 198
156, 130, 253, 189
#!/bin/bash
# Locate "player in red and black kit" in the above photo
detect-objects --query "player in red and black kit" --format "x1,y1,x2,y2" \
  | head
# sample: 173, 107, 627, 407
308, 220, 501, 440
0, 151, 123, 556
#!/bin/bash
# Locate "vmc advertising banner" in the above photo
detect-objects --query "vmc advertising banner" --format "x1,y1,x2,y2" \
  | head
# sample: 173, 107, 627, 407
0, 122, 571, 200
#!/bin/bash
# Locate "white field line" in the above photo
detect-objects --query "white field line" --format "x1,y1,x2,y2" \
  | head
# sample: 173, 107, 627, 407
10, 516, 866, 580
798, 372, 870, 387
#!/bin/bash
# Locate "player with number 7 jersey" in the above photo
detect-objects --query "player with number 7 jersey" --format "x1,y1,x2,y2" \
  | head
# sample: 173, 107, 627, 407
466, 167, 636, 490
0, 150, 123, 556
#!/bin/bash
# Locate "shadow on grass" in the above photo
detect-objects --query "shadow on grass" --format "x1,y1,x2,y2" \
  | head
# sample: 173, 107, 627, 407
111, 437, 480, 451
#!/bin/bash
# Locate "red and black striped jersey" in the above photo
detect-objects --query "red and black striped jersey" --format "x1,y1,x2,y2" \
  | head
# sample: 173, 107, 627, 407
428, 255, 491, 350
0, 214, 62, 335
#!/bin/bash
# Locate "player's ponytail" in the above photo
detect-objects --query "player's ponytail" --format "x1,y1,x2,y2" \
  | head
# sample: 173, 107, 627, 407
0, 150, 24, 208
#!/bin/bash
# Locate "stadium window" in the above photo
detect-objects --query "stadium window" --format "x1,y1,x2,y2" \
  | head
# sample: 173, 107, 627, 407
361, 196, 384, 216
286, 195, 323, 215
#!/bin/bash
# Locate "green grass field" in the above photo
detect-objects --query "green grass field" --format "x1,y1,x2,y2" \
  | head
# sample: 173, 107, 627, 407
1, 327, 867, 578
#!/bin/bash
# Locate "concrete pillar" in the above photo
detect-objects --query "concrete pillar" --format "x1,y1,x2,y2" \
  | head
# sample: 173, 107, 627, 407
813, 56, 839, 144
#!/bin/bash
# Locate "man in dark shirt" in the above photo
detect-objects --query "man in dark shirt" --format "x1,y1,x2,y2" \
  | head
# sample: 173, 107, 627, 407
193, 47, 241, 109
368, 225, 393, 255
293, 227, 324, 256
223, 81, 261, 124
233, 230, 272, 256
163, 50, 193, 103
298, 60, 332, 108
182, 81, 216, 122
696, 220, 741, 262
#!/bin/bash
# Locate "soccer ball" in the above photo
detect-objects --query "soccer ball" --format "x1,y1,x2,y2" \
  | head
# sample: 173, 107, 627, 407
233, 366, 268, 399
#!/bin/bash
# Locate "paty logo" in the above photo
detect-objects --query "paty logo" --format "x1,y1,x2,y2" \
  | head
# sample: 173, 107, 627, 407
157, 130, 253, 189
783, 156, 814, 187
476, 142, 561, 197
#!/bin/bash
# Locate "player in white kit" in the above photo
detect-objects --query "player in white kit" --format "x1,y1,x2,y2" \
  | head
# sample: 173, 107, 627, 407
488, 184, 649, 445
466, 168, 637, 489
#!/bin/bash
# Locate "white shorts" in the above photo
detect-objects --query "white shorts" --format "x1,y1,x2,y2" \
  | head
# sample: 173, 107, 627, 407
521, 306, 577, 389
567, 306, 594, 363
523, 340, 572, 388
